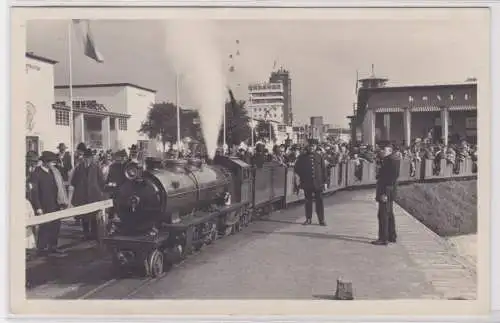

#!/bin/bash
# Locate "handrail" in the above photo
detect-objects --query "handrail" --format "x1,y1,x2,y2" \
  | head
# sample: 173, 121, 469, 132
26, 199, 113, 227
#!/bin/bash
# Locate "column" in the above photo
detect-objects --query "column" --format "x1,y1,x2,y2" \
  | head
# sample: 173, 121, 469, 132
101, 116, 111, 150
403, 108, 412, 147
441, 107, 449, 146
365, 108, 376, 146
384, 113, 391, 141
73, 113, 85, 146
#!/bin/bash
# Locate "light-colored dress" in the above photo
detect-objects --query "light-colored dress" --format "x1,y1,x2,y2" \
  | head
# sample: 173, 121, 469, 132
26, 199, 37, 249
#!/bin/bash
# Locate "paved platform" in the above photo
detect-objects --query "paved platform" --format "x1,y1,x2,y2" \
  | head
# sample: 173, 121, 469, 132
26, 190, 477, 300
125, 190, 476, 300
26, 218, 104, 289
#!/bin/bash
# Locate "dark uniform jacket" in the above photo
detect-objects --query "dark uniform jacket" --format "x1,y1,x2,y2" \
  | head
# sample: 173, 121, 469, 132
294, 151, 327, 191
375, 153, 401, 202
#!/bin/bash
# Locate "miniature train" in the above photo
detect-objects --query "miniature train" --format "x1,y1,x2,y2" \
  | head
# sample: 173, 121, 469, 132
101, 155, 477, 278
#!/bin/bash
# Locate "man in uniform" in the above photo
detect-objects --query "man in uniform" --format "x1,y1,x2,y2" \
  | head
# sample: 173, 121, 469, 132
372, 144, 401, 245
294, 138, 328, 226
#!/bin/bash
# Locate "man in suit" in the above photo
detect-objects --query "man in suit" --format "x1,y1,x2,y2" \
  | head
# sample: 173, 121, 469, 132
69, 148, 105, 240
372, 144, 401, 245
28, 151, 69, 255
294, 139, 328, 226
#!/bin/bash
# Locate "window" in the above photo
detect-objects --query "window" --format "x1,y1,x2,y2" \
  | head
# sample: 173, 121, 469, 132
408, 96, 414, 102
118, 118, 128, 131
450, 93, 455, 100
55, 109, 70, 126
422, 96, 428, 101
437, 94, 442, 101
465, 93, 469, 100
110, 117, 116, 131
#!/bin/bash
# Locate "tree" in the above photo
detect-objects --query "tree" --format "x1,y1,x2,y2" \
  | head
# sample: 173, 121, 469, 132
138, 102, 202, 151
255, 119, 276, 143
218, 89, 251, 146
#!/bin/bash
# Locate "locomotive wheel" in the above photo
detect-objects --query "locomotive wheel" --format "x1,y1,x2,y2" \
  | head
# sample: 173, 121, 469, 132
147, 249, 164, 278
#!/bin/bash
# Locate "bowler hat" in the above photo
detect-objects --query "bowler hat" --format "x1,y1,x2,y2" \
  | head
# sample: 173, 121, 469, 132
57, 143, 67, 150
40, 151, 57, 163
76, 143, 87, 152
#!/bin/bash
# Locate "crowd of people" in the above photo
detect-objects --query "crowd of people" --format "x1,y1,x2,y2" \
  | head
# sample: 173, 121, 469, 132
25, 136, 477, 256
25, 142, 136, 256
231, 138, 478, 177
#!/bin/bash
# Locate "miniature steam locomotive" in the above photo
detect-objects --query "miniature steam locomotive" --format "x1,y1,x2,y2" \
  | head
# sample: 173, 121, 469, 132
102, 156, 277, 278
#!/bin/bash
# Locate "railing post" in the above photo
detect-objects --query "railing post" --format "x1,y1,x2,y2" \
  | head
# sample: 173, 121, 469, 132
96, 207, 108, 249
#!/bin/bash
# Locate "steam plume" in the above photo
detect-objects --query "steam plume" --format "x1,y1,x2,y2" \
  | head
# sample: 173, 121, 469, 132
163, 20, 227, 159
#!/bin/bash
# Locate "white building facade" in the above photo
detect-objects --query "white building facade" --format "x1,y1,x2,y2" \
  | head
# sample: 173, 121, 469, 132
25, 52, 157, 154
247, 82, 285, 124
54, 83, 156, 151
25, 53, 62, 153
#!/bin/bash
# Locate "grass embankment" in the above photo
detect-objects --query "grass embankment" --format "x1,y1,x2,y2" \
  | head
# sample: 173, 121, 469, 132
395, 180, 477, 237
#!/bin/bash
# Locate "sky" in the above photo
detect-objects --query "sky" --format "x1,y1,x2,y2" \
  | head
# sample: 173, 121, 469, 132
26, 13, 488, 128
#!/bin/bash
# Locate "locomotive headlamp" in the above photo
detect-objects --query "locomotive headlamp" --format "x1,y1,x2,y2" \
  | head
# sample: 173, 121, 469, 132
124, 162, 141, 180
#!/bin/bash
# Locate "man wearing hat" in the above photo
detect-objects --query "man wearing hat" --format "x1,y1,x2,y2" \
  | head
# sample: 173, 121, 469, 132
373, 143, 400, 246
28, 151, 69, 255
74, 142, 87, 167
56, 142, 72, 182
69, 148, 105, 240
293, 138, 328, 226
106, 149, 128, 190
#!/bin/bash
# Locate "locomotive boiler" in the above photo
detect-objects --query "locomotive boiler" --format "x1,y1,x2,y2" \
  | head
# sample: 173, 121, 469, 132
102, 156, 254, 277
113, 158, 232, 233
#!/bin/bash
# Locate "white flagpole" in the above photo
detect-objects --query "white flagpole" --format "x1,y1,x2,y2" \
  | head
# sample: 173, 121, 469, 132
223, 101, 227, 150
68, 20, 75, 168
176, 73, 181, 155
250, 97, 254, 147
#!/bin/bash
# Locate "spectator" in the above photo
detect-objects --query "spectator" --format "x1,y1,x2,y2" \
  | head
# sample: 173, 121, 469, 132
55, 143, 72, 182
28, 151, 69, 256
69, 148, 106, 241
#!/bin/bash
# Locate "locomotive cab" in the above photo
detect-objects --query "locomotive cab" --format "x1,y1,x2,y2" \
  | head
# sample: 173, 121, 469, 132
212, 156, 253, 205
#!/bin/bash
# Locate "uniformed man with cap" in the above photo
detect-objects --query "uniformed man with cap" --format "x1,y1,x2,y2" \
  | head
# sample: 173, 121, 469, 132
294, 138, 328, 226
372, 143, 401, 245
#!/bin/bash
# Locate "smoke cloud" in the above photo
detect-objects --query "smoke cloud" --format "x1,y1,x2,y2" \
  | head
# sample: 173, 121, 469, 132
163, 20, 227, 159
